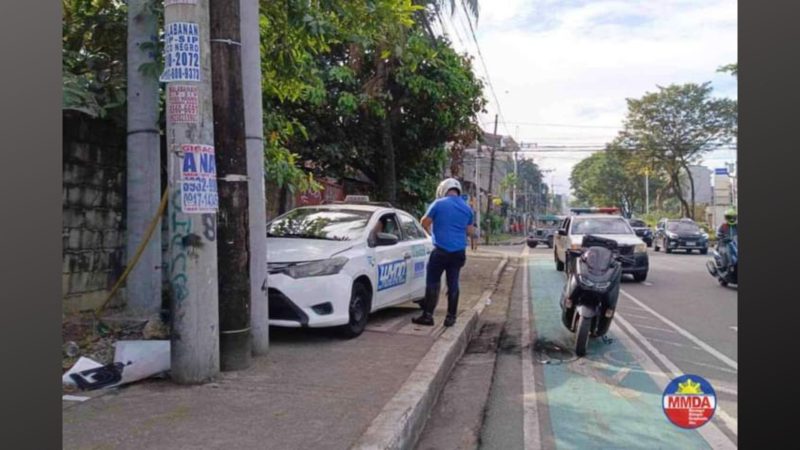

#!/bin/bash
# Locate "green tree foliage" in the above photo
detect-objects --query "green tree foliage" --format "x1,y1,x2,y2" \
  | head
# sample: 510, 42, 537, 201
62, 0, 130, 124
260, 1, 486, 213
516, 159, 547, 215
619, 83, 737, 218
62, 0, 486, 205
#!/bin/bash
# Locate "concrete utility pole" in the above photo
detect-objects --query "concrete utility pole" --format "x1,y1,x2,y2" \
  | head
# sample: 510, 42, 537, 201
211, 0, 252, 371
240, 0, 269, 355
473, 140, 481, 241
163, 0, 220, 383
126, 0, 161, 317
485, 114, 498, 245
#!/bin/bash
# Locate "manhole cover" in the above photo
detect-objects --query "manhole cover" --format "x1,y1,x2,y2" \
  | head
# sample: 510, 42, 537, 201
533, 337, 578, 364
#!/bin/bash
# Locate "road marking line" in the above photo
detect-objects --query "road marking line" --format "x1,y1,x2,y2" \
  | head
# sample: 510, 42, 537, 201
615, 311, 657, 321
642, 281, 654, 286
520, 245, 543, 449
643, 336, 703, 351
620, 289, 738, 371
634, 324, 678, 334
673, 358, 739, 376
611, 367, 632, 384
614, 314, 738, 443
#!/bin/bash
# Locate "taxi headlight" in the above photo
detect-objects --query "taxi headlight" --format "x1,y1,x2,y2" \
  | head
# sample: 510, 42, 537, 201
285, 257, 348, 279
634, 243, 647, 253
570, 242, 582, 250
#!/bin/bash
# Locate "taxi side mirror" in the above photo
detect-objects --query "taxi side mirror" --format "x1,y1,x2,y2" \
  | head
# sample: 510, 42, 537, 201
376, 232, 399, 246
557, 229, 567, 236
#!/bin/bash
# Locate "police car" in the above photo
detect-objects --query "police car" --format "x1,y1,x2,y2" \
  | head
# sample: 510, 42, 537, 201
553, 208, 650, 282
266, 196, 434, 338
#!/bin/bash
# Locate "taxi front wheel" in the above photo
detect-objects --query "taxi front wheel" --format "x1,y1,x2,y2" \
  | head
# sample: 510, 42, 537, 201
339, 282, 371, 339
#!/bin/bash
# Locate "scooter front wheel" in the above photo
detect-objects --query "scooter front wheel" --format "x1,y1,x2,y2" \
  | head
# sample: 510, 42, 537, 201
575, 314, 591, 357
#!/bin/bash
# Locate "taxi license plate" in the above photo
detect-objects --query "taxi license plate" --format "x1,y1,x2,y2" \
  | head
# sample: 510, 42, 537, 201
686, 242, 695, 246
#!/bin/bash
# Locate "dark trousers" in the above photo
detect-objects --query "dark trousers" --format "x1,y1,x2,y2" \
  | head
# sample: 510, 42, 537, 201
422, 247, 467, 317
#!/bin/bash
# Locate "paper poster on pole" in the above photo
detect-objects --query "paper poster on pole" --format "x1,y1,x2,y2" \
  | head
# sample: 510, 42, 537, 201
167, 85, 199, 123
181, 144, 218, 213
159, 22, 201, 82
165, 0, 197, 5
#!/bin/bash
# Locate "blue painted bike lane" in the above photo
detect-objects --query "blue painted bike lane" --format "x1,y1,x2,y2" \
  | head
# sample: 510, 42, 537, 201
527, 256, 711, 450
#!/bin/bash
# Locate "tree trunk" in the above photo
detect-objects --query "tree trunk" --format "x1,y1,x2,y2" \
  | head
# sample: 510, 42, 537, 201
669, 171, 691, 217
682, 162, 696, 220
126, 0, 162, 317
380, 103, 399, 204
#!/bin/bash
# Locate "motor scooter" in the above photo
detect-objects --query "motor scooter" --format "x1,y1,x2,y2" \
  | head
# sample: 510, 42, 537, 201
560, 235, 631, 357
706, 235, 738, 286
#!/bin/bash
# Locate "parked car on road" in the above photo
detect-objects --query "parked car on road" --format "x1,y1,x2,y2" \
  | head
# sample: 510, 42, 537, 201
554, 211, 649, 282
627, 218, 654, 247
266, 197, 434, 338
527, 214, 562, 248
653, 218, 709, 254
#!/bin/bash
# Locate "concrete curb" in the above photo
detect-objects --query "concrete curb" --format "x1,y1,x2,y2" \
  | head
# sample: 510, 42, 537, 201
351, 255, 510, 450
484, 239, 526, 246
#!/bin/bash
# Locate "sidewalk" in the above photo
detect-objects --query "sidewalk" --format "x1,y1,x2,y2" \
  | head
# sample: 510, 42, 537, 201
62, 254, 506, 450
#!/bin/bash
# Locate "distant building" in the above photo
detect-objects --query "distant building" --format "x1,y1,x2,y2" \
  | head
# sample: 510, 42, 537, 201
681, 165, 713, 205
450, 131, 518, 213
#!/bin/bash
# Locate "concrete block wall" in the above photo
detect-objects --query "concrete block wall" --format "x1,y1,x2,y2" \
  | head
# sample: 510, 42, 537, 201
62, 113, 127, 312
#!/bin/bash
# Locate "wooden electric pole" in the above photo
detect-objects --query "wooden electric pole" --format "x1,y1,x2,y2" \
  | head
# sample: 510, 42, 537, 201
163, 0, 220, 383
210, 0, 252, 371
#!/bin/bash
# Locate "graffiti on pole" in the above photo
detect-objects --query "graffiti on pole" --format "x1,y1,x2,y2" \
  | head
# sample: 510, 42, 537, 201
159, 22, 201, 82
170, 190, 191, 303
180, 144, 219, 213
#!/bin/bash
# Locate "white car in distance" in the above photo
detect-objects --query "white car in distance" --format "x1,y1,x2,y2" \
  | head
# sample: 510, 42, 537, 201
266, 197, 434, 338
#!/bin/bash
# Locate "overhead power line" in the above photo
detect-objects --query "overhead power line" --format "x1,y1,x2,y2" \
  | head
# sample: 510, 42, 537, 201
460, 0, 513, 137
504, 121, 622, 129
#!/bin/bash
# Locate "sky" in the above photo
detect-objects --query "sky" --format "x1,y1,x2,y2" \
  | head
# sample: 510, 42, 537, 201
434, 0, 738, 198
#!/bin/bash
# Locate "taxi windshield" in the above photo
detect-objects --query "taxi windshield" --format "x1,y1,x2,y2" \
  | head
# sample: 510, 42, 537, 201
267, 208, 372, 241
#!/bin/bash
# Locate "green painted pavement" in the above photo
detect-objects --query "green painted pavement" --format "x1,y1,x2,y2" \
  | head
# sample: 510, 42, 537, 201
527, 256, 710, 450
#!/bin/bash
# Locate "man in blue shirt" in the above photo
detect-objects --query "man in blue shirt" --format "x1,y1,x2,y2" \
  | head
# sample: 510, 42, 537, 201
413, 178, 475, 327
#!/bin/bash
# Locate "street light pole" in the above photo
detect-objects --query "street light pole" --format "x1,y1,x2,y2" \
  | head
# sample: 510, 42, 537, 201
645, 168, 650, 215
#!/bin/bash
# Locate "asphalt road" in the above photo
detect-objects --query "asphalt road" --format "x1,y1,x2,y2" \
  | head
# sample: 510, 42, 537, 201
417, 244, 738, 449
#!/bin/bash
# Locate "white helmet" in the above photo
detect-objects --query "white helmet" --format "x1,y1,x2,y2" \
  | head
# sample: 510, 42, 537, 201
436, 178, 462, 198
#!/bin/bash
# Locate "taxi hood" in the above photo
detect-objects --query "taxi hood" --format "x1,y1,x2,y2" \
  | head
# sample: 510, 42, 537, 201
266, 238, 355, 263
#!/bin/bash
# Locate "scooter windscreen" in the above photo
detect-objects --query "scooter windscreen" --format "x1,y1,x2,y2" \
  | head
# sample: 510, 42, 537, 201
580, 247, 615, 275
576, 247, 619, 288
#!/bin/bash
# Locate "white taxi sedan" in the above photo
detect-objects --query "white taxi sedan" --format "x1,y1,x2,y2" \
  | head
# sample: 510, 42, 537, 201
266, 200, 434, 338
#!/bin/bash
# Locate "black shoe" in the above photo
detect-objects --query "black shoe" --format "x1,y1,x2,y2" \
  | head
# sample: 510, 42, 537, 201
444, 315, 456, 327
412, 314, 434, 326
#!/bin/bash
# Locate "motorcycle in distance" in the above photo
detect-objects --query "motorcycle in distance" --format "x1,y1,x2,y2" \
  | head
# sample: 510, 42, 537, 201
560, 235, 634, 357
706, 235, 738, 286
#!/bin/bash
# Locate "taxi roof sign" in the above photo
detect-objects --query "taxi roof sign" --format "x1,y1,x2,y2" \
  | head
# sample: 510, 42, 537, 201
344, 195, 371, 203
